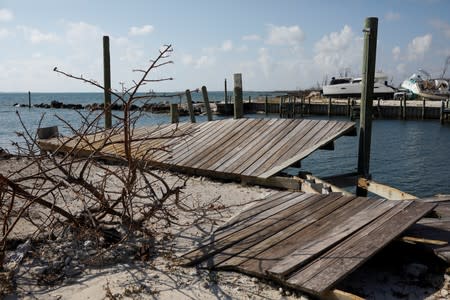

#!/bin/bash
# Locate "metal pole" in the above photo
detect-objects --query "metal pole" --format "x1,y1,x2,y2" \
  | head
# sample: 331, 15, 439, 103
357, 17, 378, 196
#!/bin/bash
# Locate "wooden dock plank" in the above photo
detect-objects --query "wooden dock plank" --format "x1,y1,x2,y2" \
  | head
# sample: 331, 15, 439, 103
233, 119, 314, 175
234, 196, 371, 275
287, 201, 435, 295
207, 194, 349, 269
257, 121, 354, 178
194, 118, 275, 170
267, 199, 395, 278
212, 119, 295, 173
201, 118, 283, 171
239, 119, 319, 176
180, 192, 314, 265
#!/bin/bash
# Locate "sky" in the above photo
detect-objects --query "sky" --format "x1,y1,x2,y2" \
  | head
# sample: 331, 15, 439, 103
1, 0, 450, 92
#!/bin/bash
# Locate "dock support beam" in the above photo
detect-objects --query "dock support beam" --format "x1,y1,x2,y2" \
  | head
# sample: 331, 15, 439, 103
233, 73, 243, 119
103, 36, 112, 129
201, 86, 213, 121
170, 103, 179, 124
185, 89, 196, 123
357, 17, 378, 196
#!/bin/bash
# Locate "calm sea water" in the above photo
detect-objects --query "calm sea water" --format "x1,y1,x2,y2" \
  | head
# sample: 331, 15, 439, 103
1, 93, 449, 198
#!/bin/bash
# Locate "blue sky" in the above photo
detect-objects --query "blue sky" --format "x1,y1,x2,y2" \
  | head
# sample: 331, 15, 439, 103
1, 0, 450, 92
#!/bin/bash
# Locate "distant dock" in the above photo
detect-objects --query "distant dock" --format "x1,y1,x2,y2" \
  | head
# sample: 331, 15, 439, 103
216, 97, 450, 121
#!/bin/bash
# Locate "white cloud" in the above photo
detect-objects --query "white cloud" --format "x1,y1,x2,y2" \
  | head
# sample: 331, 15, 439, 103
242, 34, 261, 41
181, 54, 193, 65
266, 25, 304, 46
129, 25, 154, 36
430, 19, 450, 39
120, 46, 144, 63
196, 55, 215, 68
258, 47, 272, 77
392, 46, 401, 60
407, 34, 432, 61
0, 28, 11, 39
181, 53, 215, 69
221, 40, 233, 51
0, 9, 13, 22
385, 11, 400, 21
313, 25, 361, 74
18, 26, 59, 43
66, 22, 102, 45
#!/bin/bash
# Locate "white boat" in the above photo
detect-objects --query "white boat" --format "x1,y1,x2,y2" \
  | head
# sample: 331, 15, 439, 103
400, 73, 449, 100
322, 73, 395, 99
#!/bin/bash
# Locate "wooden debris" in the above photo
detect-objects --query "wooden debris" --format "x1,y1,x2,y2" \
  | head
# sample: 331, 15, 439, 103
180, 191, 436, 296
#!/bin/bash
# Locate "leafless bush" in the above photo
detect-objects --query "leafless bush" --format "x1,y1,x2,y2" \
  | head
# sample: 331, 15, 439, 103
0, 44, 189, 275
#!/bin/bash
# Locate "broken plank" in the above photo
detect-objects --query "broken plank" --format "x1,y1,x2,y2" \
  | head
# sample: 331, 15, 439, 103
287, 201, 435, 296
358, 178, 417, 200
267, 198, 394, 279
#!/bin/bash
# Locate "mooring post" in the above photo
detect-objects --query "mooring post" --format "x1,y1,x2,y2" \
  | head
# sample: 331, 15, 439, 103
399, 98, 403, 119
233, 73, 243, 119
185, 89, 196, 123
265, 95, 268, 115
402, 98, 407, 120
327, 97, 332, 117
299, 96, 304, 117
308, 97, 311, 114
347, 97, 351, 117
103, 36, 112, 129
170, 103, 179, 124
441, 100, 445, 124
224, 78, 228, 105
28, 91, 31, 108
422, 99, 426, 120
357, 17, 378, 197
201, 86, 213, 121
279, 96, 283, 118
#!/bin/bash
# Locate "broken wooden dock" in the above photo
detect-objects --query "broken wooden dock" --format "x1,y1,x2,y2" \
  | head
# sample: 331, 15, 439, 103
38, 118, 355, 181
179, 191, 436, 297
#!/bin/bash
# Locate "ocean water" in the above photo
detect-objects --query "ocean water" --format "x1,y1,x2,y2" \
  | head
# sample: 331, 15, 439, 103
1, 92, 449, 198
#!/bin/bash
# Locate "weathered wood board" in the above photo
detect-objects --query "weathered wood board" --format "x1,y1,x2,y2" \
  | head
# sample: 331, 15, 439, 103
180, 191, 435, 296
38, 118, 355, 180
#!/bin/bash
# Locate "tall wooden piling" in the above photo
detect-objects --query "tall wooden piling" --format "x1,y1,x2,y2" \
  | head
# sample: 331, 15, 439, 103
201, 86, 213, 121
103, 36, 112, 129
185, 89, 196, 123
299, 97, 304, 117
441, 100, 445, 124
170, 103, 179, 123
402, 98, 407, 120
233, 73, 243, 119
28, 91, 31, 108
357, 17, 378, 196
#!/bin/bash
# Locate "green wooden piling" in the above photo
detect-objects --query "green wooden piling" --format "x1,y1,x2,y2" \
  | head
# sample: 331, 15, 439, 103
185, 89, 196, 123
103, 36, 112, 129
201, 86, 213, 121
170, 103, 179, 123
357, 17, 378, 196
233, 73, 243, 119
